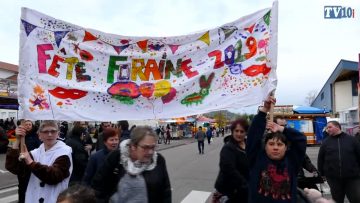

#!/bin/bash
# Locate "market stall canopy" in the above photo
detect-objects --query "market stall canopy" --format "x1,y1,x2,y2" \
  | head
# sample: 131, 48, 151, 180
159, 117, 196, 123
293, 106, 329, 114
196, 115, 216, 123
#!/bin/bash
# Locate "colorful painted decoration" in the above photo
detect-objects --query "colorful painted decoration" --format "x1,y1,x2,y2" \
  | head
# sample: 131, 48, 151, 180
21, 20, 37, 36
83, 31, 98, 42
198, 31, 210, 46
137, 40, 148, 52
48, 87, 88, 99
29, 85, 50, 112
181, 73, 214, 106
221, 26, 237, 40
18, 3, 278, 121
54, 31, 69, 47
113, 44, 129, 54
169, 44, 180, 54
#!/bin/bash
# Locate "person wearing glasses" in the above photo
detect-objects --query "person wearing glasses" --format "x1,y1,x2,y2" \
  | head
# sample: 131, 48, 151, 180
91, 126, 171, 203
6, 120, 73, 203
213, 118, 249, 203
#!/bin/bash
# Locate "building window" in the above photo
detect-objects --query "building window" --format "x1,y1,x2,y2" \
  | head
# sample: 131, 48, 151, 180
321, 92, 324, 100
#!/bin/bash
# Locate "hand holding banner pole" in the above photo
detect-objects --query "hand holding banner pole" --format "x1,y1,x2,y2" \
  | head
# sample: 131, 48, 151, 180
266, 90, 276, 134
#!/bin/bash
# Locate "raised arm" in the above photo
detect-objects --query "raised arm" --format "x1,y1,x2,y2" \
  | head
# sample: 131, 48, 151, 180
246, 96, 275, 164
5, 126, 29, 175
246, 111, 267, 164
283, 127, 306, 170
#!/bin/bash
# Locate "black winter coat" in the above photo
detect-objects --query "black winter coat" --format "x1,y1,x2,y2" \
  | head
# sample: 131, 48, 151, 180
215, 136, 249, 202
66, 136, 89, 183
25, 128, 41, 151
318, 132, 360, 178
91, 150, 171, 203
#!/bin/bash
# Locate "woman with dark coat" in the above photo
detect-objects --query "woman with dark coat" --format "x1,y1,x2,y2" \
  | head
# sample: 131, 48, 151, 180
91, 126, 171, 203
214, 119, 249, 203
82, 127, 119, 185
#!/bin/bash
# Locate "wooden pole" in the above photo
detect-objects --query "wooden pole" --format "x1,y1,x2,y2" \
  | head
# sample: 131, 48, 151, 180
20, 120, 25, 153
269, 90, 276, 122
266, 90, 276, 134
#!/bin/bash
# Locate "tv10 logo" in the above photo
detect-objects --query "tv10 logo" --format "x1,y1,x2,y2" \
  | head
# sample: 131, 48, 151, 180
324, 6, 355, 19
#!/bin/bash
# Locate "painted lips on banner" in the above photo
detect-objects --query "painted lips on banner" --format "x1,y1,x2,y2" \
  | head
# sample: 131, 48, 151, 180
18, 2, 278, 121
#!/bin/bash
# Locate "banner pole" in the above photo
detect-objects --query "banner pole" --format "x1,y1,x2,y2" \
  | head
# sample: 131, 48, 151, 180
269, 90, 276, 122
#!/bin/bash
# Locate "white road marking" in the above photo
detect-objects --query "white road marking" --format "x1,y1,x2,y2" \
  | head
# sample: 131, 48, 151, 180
0, 169, 8, 173
0, 194, 17, 202
0, 186, 17, 195
181, 190, 211, 203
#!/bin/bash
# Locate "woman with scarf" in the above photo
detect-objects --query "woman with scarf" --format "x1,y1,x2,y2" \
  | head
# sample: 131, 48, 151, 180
6, 120, 73, 203
91, 126, 171, 203
213, 118, 249, 203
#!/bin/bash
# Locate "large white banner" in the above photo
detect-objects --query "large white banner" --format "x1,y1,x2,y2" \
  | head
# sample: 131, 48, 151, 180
18, 2, 278, 121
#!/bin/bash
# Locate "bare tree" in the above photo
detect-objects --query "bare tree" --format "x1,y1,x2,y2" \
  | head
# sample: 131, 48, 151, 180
305, 90, 318, 106
214, 111, 227, 128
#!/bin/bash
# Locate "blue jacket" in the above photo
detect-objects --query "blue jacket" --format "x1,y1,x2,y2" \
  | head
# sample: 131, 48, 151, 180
82, 148, 111, 186
206, 129, 212, 138
246, 111, 306, 203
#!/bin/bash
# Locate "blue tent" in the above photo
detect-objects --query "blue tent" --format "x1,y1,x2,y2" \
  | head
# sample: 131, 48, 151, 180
293, 106, 329, 114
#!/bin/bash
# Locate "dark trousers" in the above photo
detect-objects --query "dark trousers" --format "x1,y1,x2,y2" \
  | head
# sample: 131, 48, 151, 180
17, 175, 28, 203
165, 136, 171, 144
207, 136, 211, 144
198, 141, 204, 153
326, 177, 360, 203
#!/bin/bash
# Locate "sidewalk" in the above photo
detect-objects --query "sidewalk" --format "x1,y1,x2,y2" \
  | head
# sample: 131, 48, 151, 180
157, 134, 230, 151
158, 138, 195, 151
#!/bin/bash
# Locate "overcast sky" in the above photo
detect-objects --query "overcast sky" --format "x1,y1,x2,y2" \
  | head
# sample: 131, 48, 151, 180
1, 0, 359, 113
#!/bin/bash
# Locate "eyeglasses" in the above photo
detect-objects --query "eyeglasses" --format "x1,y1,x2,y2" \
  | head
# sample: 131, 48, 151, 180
40, 130, 58, 134
137, 144, 156, 151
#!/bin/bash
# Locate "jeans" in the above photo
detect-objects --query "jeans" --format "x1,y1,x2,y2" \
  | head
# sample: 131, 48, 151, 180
326, 177, 360, 203
198, 141, 204, 153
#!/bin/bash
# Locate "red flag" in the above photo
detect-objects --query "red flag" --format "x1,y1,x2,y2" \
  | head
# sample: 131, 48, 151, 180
83, 31, 98, 42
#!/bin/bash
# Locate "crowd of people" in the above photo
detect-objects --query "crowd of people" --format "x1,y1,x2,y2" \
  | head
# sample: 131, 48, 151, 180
2, 95, 360, 203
